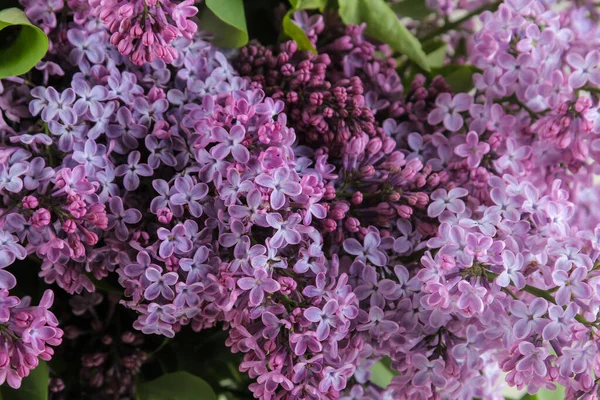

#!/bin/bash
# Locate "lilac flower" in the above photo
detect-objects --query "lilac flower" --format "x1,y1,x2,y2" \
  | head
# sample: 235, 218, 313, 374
179, 246, 211, 284
133, 97, 169, 126
144, 269, 178, 301
107, 197, 142, 241
41, 87, 77, 124
0, 163, 28, 193
47, 119, 83, 151
88, 101, 117, 140
261, 312, 291, 339
566, 50, 600, 88
174, 281, 204, 309
228, 189, 267, 226
516, 23, 554, 55
106, 107, 148, 152
465, 233, 493, 260
114, 151, 154, 191
497, 53, 536, 87
219, 169, 254, 206
123, 251, 159, 280
411, 354, 447, 388
170, 175, 209, 218
71, 79, 108, 116
510, 298, 548, 339
542, 304, 577, 341
489, 188, 520, 222
454, 131, 490, 168
219, 220, 247, 248
552, 266, 592, 306
237, 269, 280, 306
211, 125, 250, 163
156, 224, 193, 258
266, 213, 302, 248
496, 250, 526, 289
21, 318, 60, 353
0, 290, 19, 322
457, 281, 486, 316
451, 325, 482, 369
343, 232, 387, 267
354, 265, 399, 308
427, 93, 473, 132
427, 187, 469, 218
562, 341, 597, 375
67, 29, 105, 65
290, 333, 322, 356
304, 299, 339, 341
460, 208, 501, 237
319, 366, 353, 393
0, 230, 27, 269
72, 139, 107, 174
255, 168, 302, 210
356, 306, 399, 339
494, 138, 531, 173
516, 342, 549, 377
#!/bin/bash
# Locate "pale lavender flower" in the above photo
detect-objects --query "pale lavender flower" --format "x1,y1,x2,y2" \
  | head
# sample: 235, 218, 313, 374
237, 269, 280, 306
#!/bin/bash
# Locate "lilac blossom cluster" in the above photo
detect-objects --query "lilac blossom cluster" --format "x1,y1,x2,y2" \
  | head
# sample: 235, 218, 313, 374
372, 1, 600, 399
3, 0, 600, 398
87, 0, 198, 65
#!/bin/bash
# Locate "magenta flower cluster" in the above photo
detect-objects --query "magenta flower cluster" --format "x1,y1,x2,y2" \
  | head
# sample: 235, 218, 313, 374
3, 0, 600, 398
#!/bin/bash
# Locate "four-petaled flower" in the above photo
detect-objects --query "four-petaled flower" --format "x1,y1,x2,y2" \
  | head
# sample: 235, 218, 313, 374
255, 168, 302, 210
454, 131, 490, 168
237, 268, 281, 306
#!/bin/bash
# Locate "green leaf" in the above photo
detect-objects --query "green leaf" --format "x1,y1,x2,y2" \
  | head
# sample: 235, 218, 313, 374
282, 10, 316, 52
338, 0, 430, 71
431, 65, 480, 92
0, 8, 48, 79
519, 395, 538, 400
136, 372, 217, 400
389, 0, 432, 20
198, 0, 248, 48
424, 41, 447, 68
0, 360, 48, 400
289, 0, 328, 10
537, 385, 565, 400
369, 357, 399, 389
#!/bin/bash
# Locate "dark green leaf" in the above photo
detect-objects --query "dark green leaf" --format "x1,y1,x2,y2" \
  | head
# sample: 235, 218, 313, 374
0, 360, 48, 400
0, 8, 48, 79
282, 10, 317, 53
198, 0, 248, 48
369, 357, 399, 389
431, 65, 480, 92
136, 371, 217, 400
289, 0, 328, 10
389, 0, 432, 20
338, 0, 430, 71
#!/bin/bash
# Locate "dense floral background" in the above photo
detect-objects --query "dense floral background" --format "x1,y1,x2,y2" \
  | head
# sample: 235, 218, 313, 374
0, 0, 600, 399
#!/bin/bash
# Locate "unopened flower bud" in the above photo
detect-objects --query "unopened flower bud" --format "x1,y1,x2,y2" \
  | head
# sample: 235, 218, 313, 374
352, 191, 363, 205
322, 219, 337, 232
157, 208, 173, 224
31, 208, 51, 228
22, 195, 38, 209
344, 217, 360, 232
